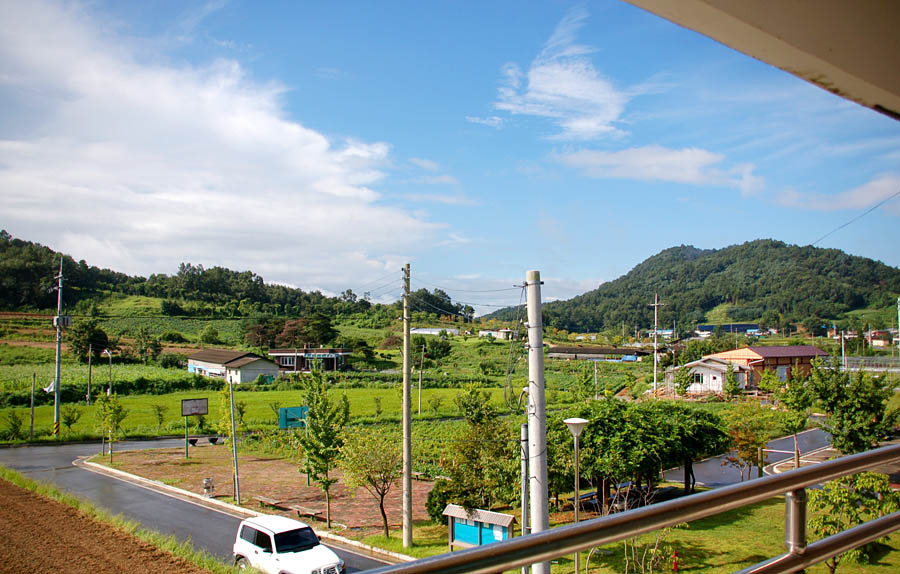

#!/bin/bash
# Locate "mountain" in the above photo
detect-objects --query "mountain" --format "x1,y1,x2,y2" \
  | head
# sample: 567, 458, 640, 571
485, 240, 900, 333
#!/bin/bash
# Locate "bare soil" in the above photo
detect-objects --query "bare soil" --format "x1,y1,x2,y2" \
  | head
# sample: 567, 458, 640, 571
107, 443, 435, 536
0, 476, 214, 574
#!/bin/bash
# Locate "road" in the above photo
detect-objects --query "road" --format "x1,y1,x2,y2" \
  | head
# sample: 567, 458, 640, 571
663, 427, 831, 487
0, 439, 387, 572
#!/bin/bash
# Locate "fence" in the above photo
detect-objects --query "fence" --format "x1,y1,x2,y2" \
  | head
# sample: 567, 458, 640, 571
365, 444, 900, 574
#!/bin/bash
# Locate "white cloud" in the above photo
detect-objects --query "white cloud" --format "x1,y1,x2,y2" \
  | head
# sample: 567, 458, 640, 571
0, 1, 441, 290
558, 145, 763, 194
465, 115, 503, 128
409, 157, 440, 171
412, 174, 459, 185
776, 174, 900, 213
404, 192, 475, 205
494, 7, 627, 141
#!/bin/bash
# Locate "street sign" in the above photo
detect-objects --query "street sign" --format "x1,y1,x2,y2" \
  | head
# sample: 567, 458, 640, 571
279, 406, 308, 429
181, 398, 208, 417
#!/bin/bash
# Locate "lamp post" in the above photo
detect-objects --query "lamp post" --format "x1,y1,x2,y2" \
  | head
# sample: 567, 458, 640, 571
102, 349, 112, 395
564, 417, 589, 574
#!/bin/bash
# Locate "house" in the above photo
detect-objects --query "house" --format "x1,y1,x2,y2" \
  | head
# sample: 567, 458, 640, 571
478, 328, 518, 340
410, 327, 459, 336
705, 345, 829, 387
267, 347, 352, 372
664, 357, 752, 394
187, 349, 280, 384
547, 345, 650, 362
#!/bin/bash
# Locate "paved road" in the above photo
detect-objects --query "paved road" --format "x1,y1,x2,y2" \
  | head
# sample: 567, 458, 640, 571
0, 439, 387, 572
663, 428, 831, 487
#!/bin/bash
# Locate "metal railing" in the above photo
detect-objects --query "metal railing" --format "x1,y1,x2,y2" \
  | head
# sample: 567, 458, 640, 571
364, 443, 900, 574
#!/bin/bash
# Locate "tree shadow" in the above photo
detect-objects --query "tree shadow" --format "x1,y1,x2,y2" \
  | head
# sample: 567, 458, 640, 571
683, 497, 782, 531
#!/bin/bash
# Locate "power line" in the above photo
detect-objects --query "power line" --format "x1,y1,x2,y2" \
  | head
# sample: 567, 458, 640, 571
415, 278, 523, 294
811, 188, 900, 246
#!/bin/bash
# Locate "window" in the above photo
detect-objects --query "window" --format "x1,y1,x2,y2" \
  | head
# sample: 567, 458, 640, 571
255, 530, 273, 552
281, 356, 295, 367
240, 525, 257, 543
274, 527, 319, 553
693, 373, 701, 384
776, 365, 789, 382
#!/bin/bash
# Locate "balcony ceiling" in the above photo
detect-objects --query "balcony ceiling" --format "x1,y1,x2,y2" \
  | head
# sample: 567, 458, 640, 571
625, 0, 900, 121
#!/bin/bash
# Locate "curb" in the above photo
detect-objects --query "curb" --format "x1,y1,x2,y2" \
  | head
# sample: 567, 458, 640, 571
78, 457, 415, 564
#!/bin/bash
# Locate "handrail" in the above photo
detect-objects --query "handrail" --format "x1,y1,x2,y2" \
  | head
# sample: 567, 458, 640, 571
363, 443, 900, 574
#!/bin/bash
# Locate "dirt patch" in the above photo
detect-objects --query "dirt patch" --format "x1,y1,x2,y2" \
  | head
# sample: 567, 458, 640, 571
0, 477, 214, 574
107, 443, 435, 536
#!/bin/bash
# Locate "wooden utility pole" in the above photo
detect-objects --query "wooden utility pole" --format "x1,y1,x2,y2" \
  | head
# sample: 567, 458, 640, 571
402, 263, 412, 547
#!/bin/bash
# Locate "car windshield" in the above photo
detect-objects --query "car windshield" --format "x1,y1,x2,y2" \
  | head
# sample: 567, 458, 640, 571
273, 527, 320, 554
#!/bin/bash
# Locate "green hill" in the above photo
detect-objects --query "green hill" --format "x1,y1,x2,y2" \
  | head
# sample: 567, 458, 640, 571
486, 240, 900, 334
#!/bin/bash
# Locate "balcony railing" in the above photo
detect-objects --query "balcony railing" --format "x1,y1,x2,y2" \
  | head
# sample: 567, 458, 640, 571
364, 443, 900, 574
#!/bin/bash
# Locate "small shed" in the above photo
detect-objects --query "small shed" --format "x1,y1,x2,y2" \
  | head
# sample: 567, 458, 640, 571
442, 504, 515, 551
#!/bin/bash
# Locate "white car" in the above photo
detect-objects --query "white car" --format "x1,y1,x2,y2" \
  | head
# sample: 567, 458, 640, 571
233, 515, 346, 574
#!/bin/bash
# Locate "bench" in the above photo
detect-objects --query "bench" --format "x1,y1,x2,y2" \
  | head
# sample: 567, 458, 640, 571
253, 495, 287, 510
411, 471, 426, 480
289, 504, 324, 521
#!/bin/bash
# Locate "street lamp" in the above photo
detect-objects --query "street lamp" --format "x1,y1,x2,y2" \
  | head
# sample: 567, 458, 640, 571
564, 417, 589, 574
102, 349, 112, 395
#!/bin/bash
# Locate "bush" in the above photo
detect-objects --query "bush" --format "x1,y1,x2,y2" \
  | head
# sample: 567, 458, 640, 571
425, 479, 454, 523
158, 353, 186, 369
159, 331, 188, 343
2, 410, 25, 441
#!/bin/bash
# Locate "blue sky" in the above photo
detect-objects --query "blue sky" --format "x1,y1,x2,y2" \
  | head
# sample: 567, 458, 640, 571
2, 1, 898, 314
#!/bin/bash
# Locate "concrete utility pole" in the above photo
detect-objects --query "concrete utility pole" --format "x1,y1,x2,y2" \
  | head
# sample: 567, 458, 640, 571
53, 257, 64, 437
402, 263, 412, 548
229, 381, 241, 504
648, 293, 665, 394
525, 270, 550, 574
520, 423, 529, 574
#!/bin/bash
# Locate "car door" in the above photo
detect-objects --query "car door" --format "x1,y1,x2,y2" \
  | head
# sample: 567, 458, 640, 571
252, 529, 278, 573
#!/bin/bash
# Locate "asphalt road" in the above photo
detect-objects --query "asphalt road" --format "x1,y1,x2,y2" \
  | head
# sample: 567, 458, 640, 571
663, 427, 831, 487
0, 439, 387, 572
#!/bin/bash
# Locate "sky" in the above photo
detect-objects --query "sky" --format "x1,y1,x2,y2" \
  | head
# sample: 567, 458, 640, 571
2, 0, 899, 315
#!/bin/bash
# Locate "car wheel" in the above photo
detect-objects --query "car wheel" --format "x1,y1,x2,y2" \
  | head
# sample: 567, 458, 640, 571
235, 556, 248, 570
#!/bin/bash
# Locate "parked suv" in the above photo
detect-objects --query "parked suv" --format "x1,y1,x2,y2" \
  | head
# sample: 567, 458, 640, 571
233, 515, 345, 574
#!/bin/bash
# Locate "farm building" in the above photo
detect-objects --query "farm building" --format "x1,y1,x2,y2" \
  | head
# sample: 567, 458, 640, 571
478, 328, 518, 340
267, 347, 352, 372
664, 357, 752, 394
547, 345, 650, 362
187, 349, 280, 384
411, 327, 459, 336
705, 345, 829, 387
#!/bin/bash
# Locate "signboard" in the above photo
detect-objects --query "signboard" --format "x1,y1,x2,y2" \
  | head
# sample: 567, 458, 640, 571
181, 398, 209, 417
279, 406, 308, 429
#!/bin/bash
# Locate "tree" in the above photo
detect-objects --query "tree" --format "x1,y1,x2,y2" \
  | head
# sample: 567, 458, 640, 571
809, 360, 899, 454
68, 319, 110, 363
132, 326, 162, 363
673, 366, 693, 397
810, 472, 900, 574
297, 371, 350, 528
305, 313, 338, 346
199, 324, 220, 345
722, 362, 741, 399
770, 365, 812, 468
721, 401, 778, 481
445, 384, 517, 510
61, 405, 82, 434
338, 428, 402, 537
96, 393, 128, 463
150, 403, 167, 430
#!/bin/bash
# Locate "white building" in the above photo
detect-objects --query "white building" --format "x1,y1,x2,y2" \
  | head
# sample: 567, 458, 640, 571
664, 357, 751, 394
478, 328, 518, 340
187, 349, 280, 384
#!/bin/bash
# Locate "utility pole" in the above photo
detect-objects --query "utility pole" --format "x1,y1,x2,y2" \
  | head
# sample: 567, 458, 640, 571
418, 344, 425, 415
53, 257, 64, 437
402, 263, 412, 548
649, 293, 665, 395
87, 343, 92, 406
525, 270, 549, 574
841, 331, 846, 371
229, 381, 241, 504
520, 423, 529, 574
